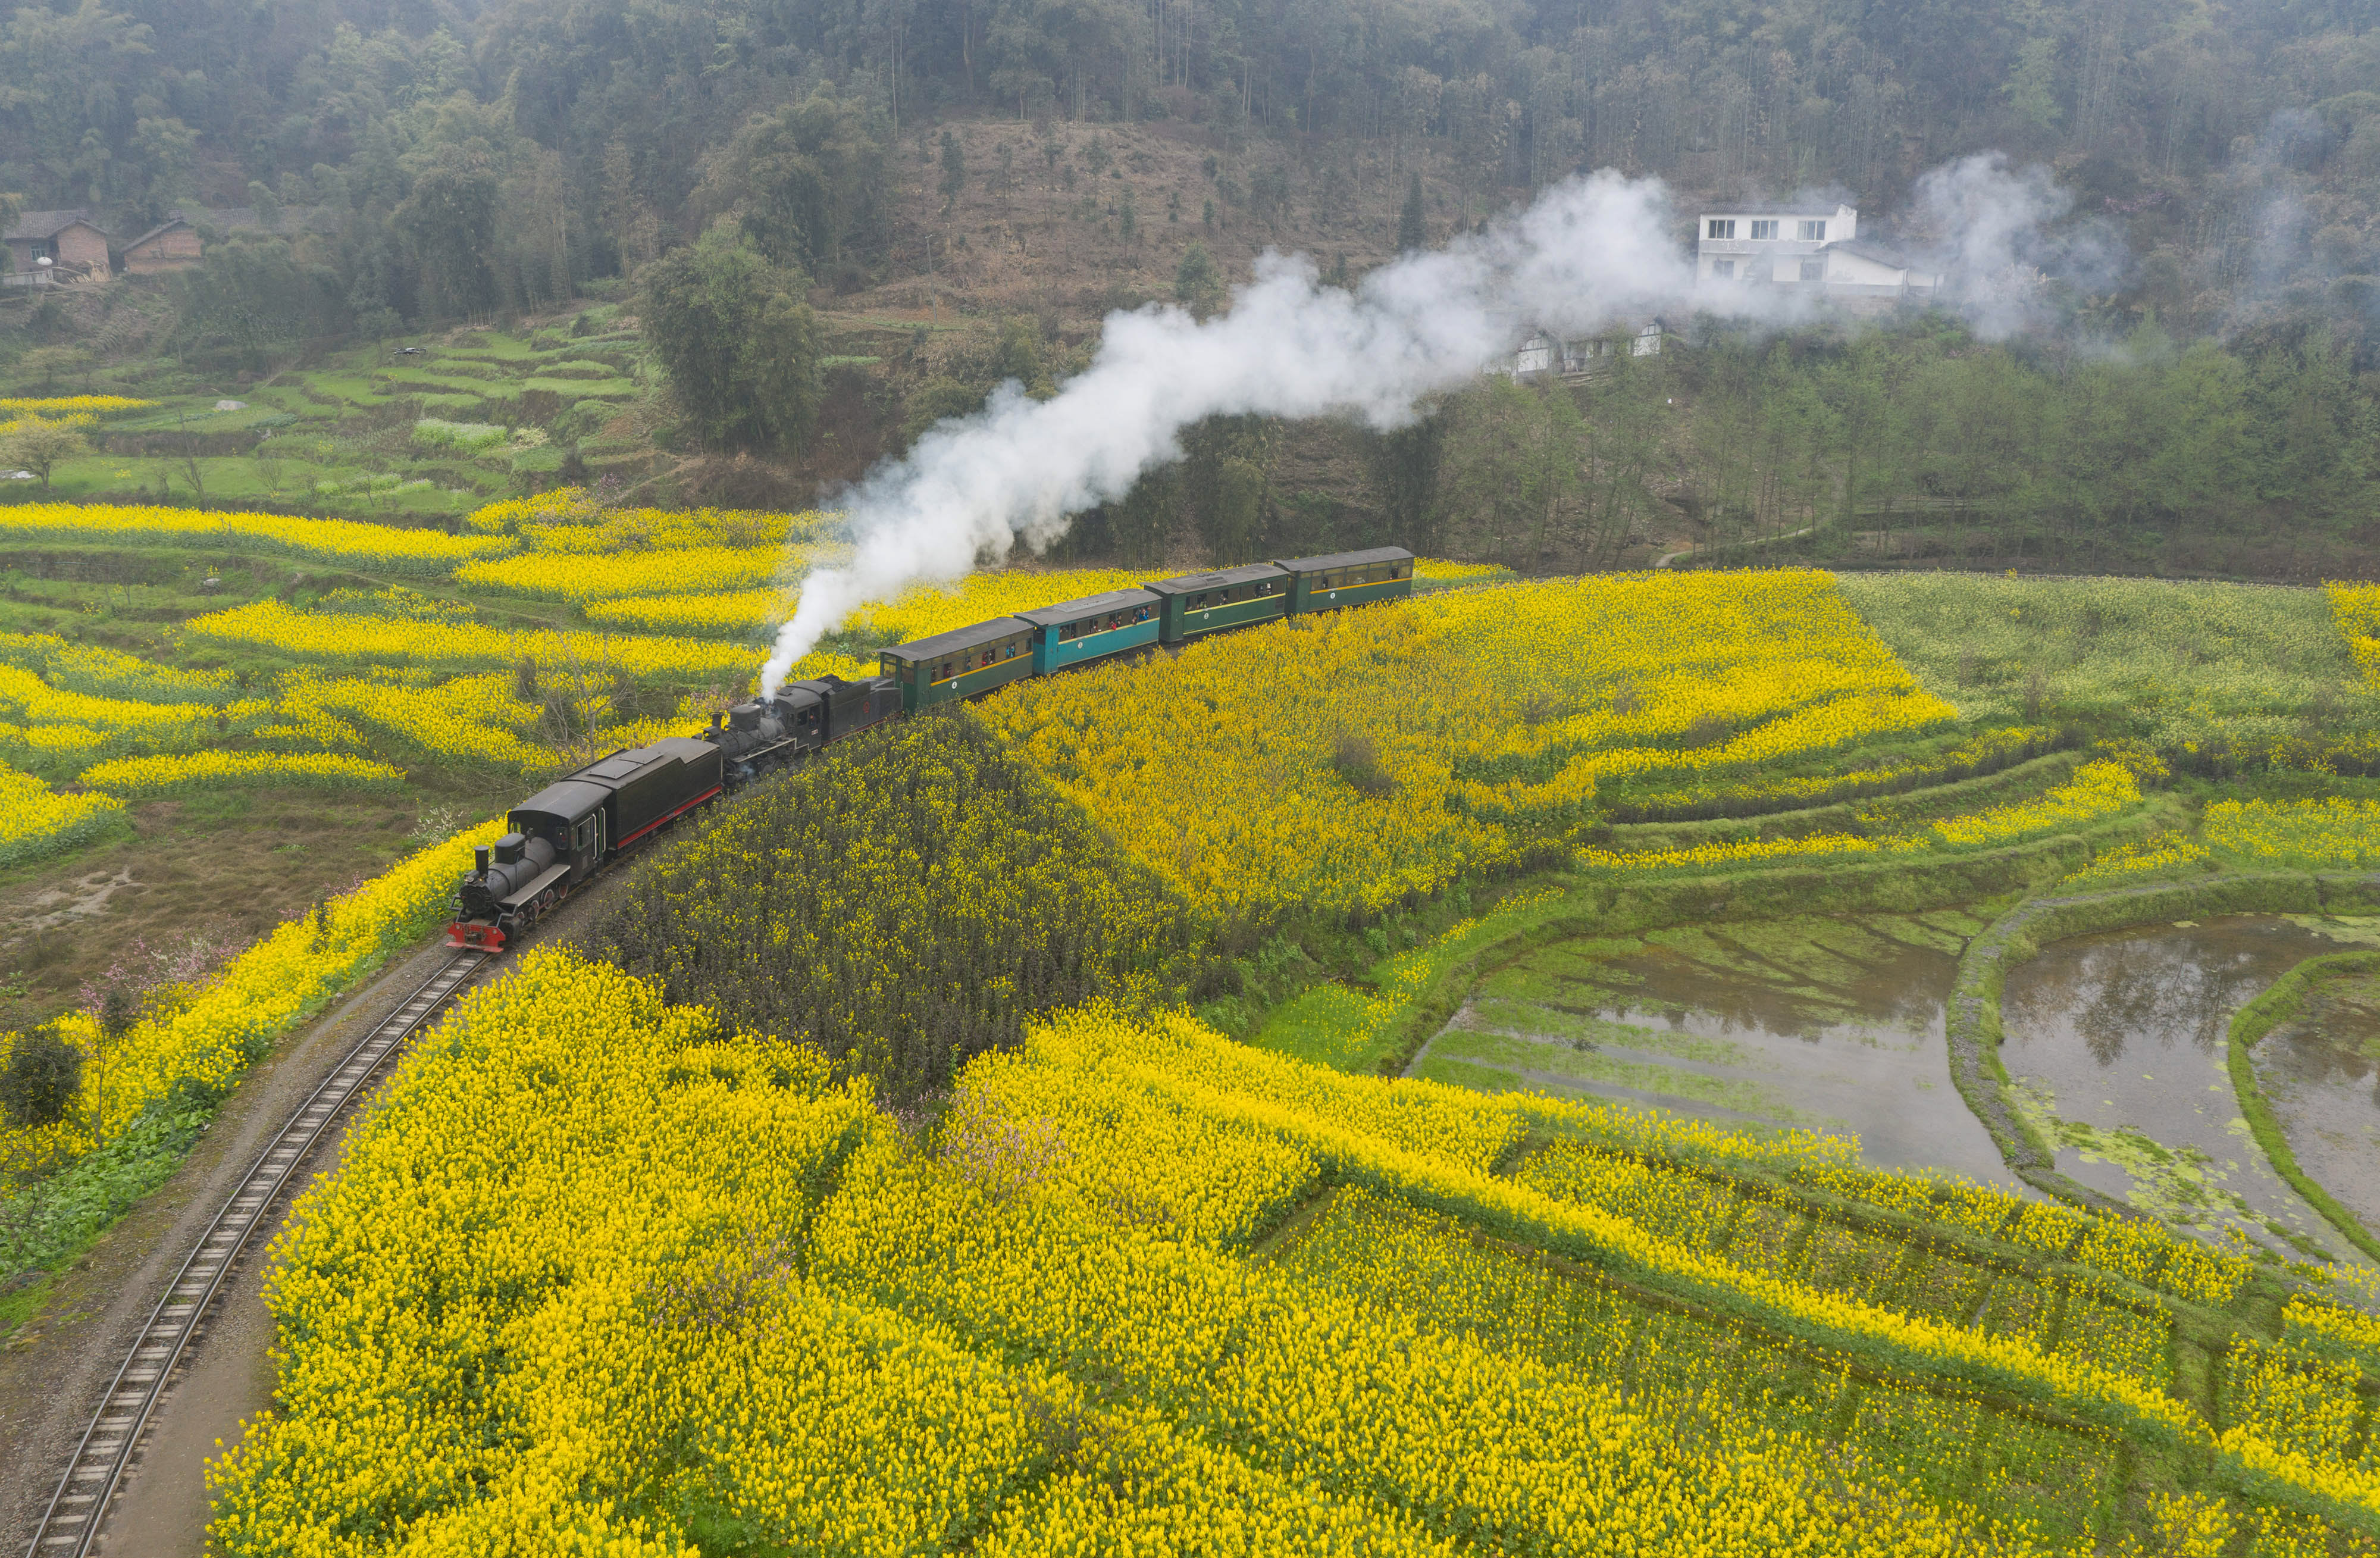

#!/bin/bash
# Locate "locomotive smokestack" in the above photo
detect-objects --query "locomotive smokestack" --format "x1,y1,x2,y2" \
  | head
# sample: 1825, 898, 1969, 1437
474, 846, 490, 873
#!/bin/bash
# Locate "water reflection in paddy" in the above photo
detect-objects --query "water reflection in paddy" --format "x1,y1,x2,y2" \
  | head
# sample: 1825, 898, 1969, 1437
1999, 915, 2375, 1263
1409, 911, 2023, 1189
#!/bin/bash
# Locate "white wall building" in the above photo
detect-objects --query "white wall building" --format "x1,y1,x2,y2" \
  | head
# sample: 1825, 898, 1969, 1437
1696, 202, 1940, 301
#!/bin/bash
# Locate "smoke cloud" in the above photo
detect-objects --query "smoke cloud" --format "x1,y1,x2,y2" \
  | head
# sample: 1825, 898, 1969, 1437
759, 155, 2088, 693
1907, 152, 2123, 339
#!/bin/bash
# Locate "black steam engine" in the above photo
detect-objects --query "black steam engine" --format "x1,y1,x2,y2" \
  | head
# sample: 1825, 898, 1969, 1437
446, 673, 901, 949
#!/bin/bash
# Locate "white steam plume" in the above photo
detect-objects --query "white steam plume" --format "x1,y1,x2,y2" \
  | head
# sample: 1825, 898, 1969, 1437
759, 157, 2082, 693
1908, 152, 2124, 338
760, 168, 1687, 692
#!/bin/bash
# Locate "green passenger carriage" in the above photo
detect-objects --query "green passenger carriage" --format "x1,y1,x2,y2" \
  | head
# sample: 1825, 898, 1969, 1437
878, 617, 1035, 712
1019, 587, 1162, 674
1274, 547, 1416, 614
875, 545, 1417, 714
1142, 563, 1291, 643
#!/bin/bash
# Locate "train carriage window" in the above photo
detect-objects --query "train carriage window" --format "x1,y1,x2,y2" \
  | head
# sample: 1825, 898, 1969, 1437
1192, 592, 1208, 609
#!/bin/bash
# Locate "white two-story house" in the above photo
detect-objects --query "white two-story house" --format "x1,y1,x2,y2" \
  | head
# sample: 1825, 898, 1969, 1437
1696, 202, 1940, 302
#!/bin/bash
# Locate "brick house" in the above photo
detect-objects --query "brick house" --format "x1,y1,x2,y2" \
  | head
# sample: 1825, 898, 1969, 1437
122, 212, 202, 273
4, 211, 111, 283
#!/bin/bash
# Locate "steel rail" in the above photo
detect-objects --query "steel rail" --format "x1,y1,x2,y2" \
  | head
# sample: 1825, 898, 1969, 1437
22, 948, 493, 1558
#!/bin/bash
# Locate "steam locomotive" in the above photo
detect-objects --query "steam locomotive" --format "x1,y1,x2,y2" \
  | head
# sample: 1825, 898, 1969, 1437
446, 545, 1413, 949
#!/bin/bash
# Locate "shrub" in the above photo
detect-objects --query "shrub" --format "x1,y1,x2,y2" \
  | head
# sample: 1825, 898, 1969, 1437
411, 418, 510, 455
0, 1026, 84, 1130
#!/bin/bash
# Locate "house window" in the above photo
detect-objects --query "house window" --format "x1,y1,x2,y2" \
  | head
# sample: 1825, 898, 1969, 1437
1799, 220, 1827, 240
1749, 220, 1778, 240
1711, 259, 1736, 279
1705, 218, 1735, 239
1799, 258, 1826, 281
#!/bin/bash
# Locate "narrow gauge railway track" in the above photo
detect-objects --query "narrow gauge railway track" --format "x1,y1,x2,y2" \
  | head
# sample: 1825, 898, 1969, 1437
21, 949, 495, 1558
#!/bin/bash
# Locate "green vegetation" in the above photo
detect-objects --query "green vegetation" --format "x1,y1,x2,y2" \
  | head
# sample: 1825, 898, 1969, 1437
590, 713, 1203, 1101
8, 317, 649, 515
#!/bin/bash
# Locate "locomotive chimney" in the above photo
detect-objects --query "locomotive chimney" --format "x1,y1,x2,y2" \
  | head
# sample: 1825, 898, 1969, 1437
474, 846, 490, 873
712, 712, 722, 729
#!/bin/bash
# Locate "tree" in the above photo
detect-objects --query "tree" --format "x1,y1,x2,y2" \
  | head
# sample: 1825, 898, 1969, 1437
939, 129, 967, 213
1366, 412, 1445, 552
1398, 171, 1427, 253
696, 90, 890, 278
1175, 243, 1225, 318
392, 152, 499, 320
641, 220, 825, 456
0, 415, 87, 491
991, 315, 1053, 396
174, 236, 349, 368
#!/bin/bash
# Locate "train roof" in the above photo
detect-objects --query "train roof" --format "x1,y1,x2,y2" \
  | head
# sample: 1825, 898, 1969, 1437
522, 738, 716, 815
881, 615, 1032, 662
1273, 546, 1415, 573
511, 778, 607, 824
1014, 587, 1160, 626
1141, 562, 1288, 596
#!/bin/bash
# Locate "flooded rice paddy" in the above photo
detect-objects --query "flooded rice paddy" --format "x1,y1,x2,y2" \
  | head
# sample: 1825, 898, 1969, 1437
2248, 958, 2380, 1238
1408, 911, 2023, 1188
2000, 914, 2380, 1267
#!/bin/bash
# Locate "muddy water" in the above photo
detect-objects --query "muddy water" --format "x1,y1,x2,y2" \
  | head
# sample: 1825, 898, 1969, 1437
2000, 915, 2374, 1264
2258, 968, 2380, 1235
1408, 912, 2024, 1189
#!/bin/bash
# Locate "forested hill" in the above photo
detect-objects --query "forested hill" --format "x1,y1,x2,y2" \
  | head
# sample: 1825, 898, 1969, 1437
0, 0, 2375, 581
12, 0, 2379, 327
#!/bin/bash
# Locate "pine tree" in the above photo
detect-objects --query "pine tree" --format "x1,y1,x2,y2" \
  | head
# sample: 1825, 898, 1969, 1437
1398, 171, 1427, 254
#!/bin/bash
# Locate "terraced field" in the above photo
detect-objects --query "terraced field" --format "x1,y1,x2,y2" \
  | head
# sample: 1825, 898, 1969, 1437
1, 508, 2378, 1554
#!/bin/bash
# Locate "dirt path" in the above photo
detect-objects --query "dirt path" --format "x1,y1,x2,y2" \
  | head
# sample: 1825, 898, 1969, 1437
0, 870, 643, 1557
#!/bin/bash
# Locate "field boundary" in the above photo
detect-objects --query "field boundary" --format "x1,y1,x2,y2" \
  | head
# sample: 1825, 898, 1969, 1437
2224, 951, 2380, 1265
1945, 871, 2380, 1216
1376, 806, 2174, 1078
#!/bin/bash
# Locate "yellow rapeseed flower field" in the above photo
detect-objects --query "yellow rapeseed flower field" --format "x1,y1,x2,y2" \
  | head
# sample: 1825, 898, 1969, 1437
77, 750, 406, 796
2202, 795, 2380, 869
985, 570, 1956, 923
583, 588, 790, 637
213, 966, 2363, 1553
0, 395, 152, 414
0, 817, 505, 1178
186, 599, 758, 685
0, 629, 236, 705
0, 663, 271, 751
0, 759, 125, 868
0, 502, 515, 574
455, 544, 810, 603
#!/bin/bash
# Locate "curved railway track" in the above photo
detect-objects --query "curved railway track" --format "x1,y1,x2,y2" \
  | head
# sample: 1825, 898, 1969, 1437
21, 949, 494, 1558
